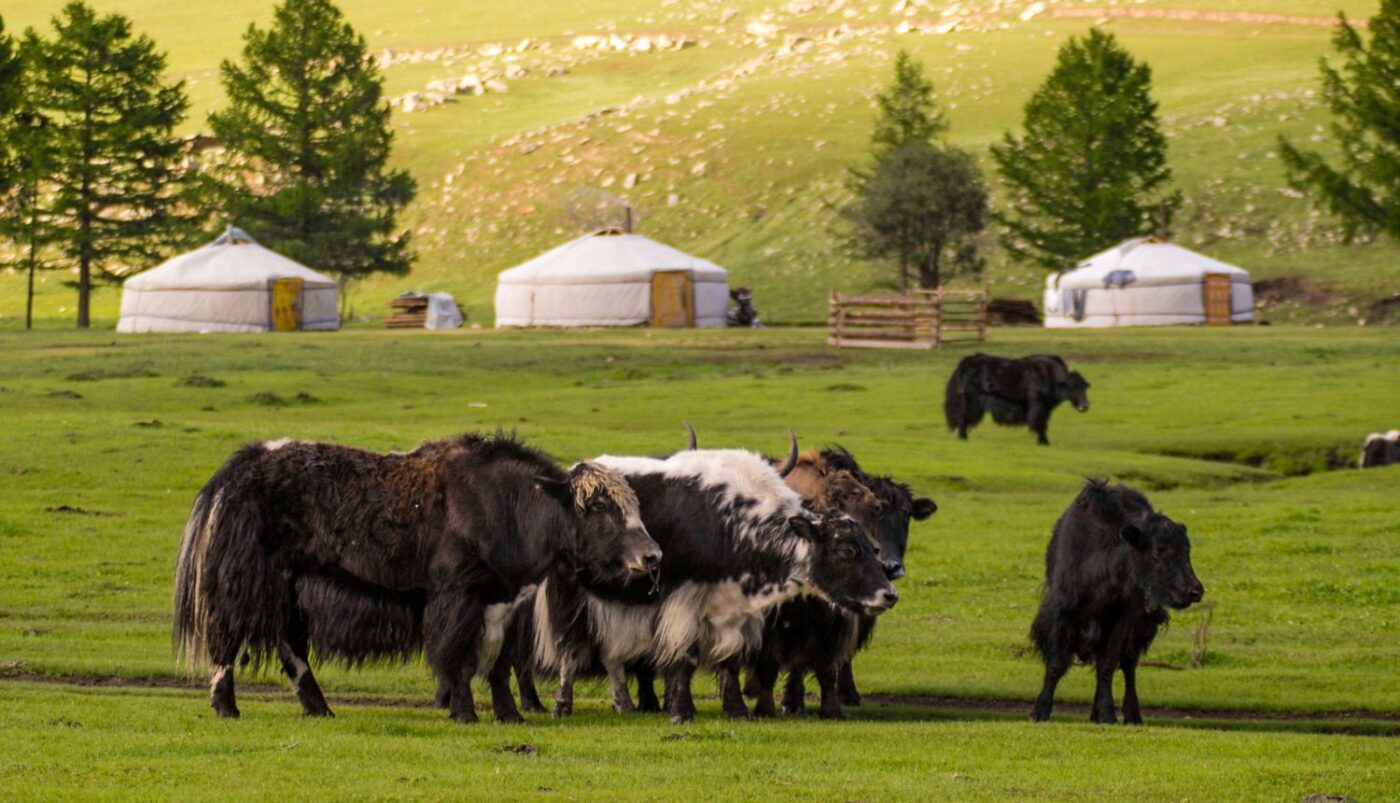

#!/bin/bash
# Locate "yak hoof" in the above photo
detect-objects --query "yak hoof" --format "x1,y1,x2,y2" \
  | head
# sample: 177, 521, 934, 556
818, 708, 846, 721
450, 710, 479, 725
303, 707, 334, 718
496, 713, 526, 725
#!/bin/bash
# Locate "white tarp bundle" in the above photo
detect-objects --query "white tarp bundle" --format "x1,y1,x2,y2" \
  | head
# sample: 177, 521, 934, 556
1043, 238, 1253, 328
425, 292, 464, 329
495, 228, 729, 327
117, 227, 339, 333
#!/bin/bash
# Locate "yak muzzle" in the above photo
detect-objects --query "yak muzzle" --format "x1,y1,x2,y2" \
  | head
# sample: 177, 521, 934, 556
625, 548, 663, 578
883, 561, 906, 581
862, 587, 899, 614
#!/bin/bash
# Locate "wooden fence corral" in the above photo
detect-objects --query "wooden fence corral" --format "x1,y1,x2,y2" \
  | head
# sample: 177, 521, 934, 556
828, 288, 988, 349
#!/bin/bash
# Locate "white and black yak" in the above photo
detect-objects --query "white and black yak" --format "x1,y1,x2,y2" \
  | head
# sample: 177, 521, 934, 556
747, 446, 937, 718
1360, 430, 1400, 468
944, 353, 1090, 445
1030, 479, 1204, 724
527, 439, 898, 723
172, 432, 659, 724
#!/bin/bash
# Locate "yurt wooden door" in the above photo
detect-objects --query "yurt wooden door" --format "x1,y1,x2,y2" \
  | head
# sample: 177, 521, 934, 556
1203, 274, 1232, 325
650, 271, 694, 327
271, 278, 304, 331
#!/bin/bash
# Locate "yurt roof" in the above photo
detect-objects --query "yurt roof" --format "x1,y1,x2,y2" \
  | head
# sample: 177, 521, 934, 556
124, 227, 337, 291
1056, 238, 1249, 289
497, 228, 728, 286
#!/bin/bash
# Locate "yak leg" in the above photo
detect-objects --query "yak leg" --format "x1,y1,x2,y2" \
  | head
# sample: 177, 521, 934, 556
425, 590, 485, 724
814, 663, 845, 720
515, 662, 546, 714
1030, 655, 1070, 722
717, 659, 749, 719
277, 641, 332, 717
1028, 401, 1051, 446
553, 664, 576, 718
634, 665, 661, 713
837, 661, 862, 707
605, 660, 635, 713
1120, 655, 1143, 725
434, 677, 452, 710
487, 647, 525, 724
750, 658, 780, 718
742, 667, 760, 699
664, 662, 698, 724
1090, 655, 1117, 724
209, 663, 240, 719
781, 667, 807, 715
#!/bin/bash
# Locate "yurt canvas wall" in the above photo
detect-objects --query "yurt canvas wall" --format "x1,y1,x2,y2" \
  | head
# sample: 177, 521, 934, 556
117, 228, 339, 333
1044, 238, 1253, 328
495, 228, 729, 328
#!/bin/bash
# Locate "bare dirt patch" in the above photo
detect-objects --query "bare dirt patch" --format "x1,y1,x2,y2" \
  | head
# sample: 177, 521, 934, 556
1253, 276, 1336, 309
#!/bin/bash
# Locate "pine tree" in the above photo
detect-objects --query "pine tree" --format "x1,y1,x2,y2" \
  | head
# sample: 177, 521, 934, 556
990, 29, 1177, 271
0, 33, 57, 330
1279, 0, 1400, 242
840, 141, 988, 291
0, 17, 23, 193
209, 0, 415, 306
25, 2, 191, 328
870, 50, 947, 158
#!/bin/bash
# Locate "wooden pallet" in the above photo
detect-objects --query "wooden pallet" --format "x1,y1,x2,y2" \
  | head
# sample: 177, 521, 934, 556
828, 288, 987, 350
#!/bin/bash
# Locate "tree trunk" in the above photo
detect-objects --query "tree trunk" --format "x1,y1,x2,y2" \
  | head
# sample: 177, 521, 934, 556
898, 258, 909, 293
25, 236, 37, 331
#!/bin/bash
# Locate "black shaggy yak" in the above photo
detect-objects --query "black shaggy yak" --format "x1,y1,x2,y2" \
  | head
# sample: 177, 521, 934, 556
1030, 480, 1204, 724
944, 353, 1090, 445
748, 447, 937, 718
1361, 430, 1399, 468
173, 432, 659, 724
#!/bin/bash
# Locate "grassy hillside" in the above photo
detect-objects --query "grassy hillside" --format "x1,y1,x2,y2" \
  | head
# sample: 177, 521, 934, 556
2, 0, 1395, 328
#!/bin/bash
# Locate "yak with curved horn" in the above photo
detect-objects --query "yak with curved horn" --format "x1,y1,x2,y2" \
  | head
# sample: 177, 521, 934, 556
173, 431, 659, 724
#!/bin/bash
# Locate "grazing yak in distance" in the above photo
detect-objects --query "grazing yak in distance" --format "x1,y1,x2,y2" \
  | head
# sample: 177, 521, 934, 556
173, 432, 659, 724
1030, 479, 1204, 725
530, 439, 898, 724
1361, 430, 1400, 468
944, 353, 1090, 445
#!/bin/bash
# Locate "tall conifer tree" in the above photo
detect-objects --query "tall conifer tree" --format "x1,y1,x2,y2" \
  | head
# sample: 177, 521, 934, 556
1280, 0, 1400, 242
991, 30, 1176, 270
25, 2, 191, 328
209, 0, 415, 305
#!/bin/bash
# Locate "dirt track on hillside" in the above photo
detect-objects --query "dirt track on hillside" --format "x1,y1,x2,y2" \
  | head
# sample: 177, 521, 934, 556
1047, 8, 1366, 28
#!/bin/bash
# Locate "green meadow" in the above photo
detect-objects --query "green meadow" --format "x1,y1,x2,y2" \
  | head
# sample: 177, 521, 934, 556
3, 0, 1398, 328
1, 325, 1397, 799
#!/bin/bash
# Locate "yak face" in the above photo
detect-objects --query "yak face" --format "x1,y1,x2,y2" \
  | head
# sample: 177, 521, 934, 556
557, 463, 661, 589
868, 488, 938, 580
1121, 513, 1204, 612
1059, 371, 1091, 412
792, 513, 898, 616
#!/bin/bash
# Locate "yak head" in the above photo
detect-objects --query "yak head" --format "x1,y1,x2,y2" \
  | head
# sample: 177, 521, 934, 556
819, 447, 937, 581
1121, 512, 1204, 612
792, 511, 898, 616
1058, 371, 1091, 413
542, 462, 660, 588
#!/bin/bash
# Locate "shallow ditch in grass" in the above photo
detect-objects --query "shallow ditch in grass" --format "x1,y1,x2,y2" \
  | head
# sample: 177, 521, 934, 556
1153, 445, 1355, 479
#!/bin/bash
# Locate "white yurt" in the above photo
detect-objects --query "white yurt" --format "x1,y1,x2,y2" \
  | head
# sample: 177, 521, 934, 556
117, 227, 339, 333
1043, 238, 1253, 328
495, 228, 729, 328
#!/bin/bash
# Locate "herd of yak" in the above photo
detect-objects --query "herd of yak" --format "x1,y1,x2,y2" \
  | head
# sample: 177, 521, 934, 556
176, 352, 1241, 727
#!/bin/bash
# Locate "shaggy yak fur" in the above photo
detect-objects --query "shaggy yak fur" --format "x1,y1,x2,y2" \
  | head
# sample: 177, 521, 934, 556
944, 353, 1090, 445
1360, 430, 1400, 468
1030, 480, 1205, 724
522, 446, 898, 724
746, 447, 938, 718
172, 432, 659, 724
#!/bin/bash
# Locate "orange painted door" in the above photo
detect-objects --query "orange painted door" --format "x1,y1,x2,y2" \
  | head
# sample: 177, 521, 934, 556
650, 271, 694, 328
1203, 274, 1232, 325
271, 278, 304, 331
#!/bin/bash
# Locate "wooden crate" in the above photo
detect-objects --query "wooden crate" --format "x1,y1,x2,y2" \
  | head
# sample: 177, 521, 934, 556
828, 288, 987, 349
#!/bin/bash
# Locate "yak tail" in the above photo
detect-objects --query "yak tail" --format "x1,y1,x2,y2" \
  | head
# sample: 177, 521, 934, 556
172, 448, 281, 673
944, 359, 973, 431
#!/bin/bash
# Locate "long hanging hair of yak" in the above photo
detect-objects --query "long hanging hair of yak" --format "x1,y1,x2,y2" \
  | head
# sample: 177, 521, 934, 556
172, 431, 657, 724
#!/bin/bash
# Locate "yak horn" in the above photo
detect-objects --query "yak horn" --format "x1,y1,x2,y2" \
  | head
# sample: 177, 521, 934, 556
684, 421, 698, 450
776, 429, 799, 478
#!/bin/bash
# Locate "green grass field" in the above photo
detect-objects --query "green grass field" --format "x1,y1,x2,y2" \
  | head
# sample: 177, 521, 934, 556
1, 325, 1397, 799
3, 0, 1398, 330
